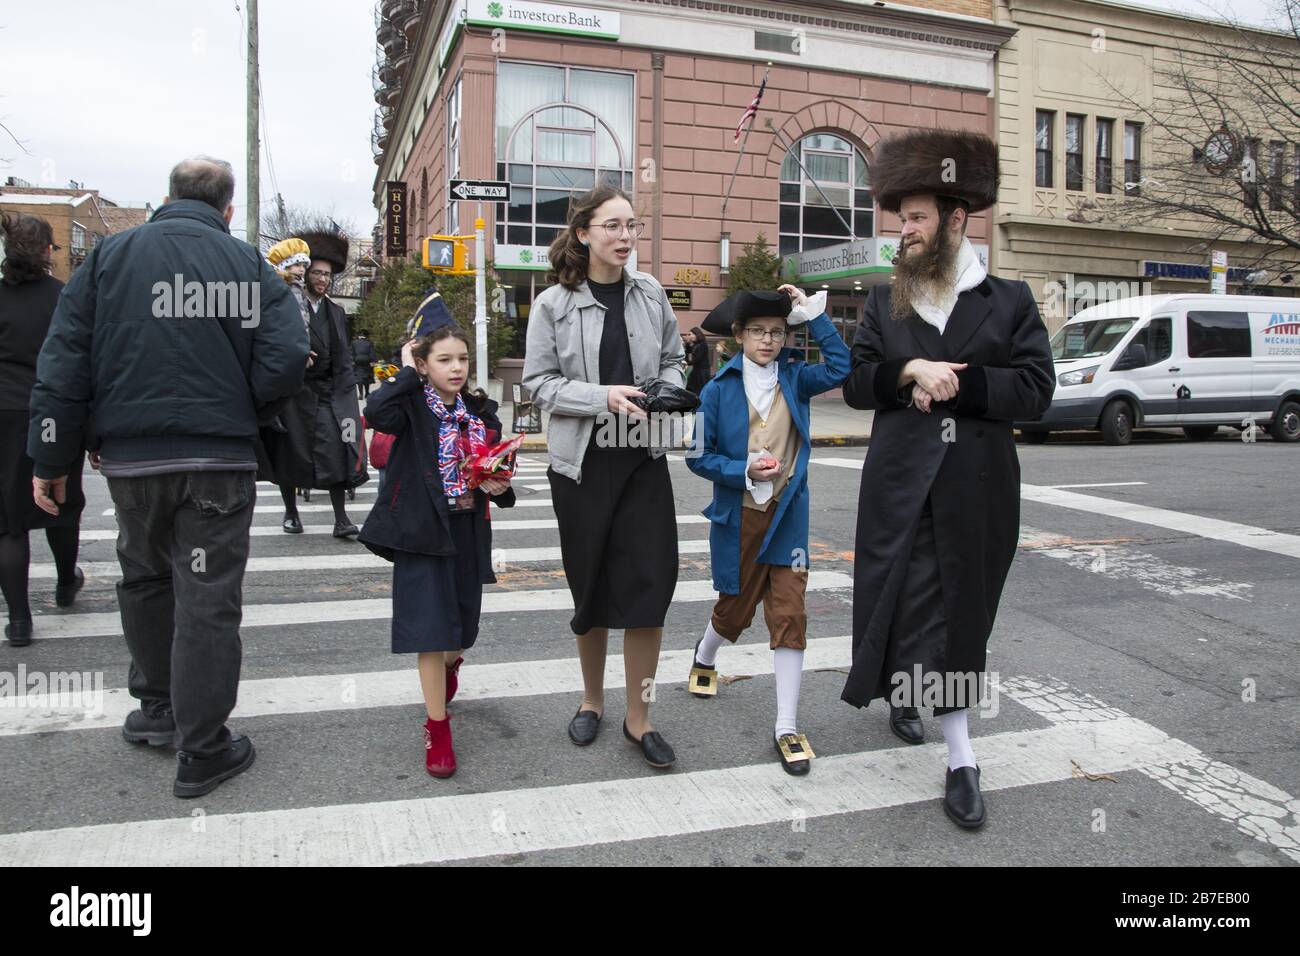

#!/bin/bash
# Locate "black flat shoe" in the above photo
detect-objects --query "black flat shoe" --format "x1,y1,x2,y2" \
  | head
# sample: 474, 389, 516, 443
174, 733, 256, 799
346, 487, 355, 501
54, 567, 85, 607
775, 733, 814, 776
568, 707, 601, 746
5, 619, 33, 648
889, 704, 925, 745
623, 722, 675, 769
282, 515, 303, 534
943, 765, 986, 829
300, 488, 311, 502
122, 707, 176, 747
332, 520, 359, 539
688, 638, 718, 699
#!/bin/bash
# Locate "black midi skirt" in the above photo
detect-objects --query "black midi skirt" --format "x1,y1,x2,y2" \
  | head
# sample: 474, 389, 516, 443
0, 410, 85, 534
548, 435, 678, 634
390, 512, 486, 654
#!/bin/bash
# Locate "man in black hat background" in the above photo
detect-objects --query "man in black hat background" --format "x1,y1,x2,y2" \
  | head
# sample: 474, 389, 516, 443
841, 130, 1054, 828
265, 231, 368, 537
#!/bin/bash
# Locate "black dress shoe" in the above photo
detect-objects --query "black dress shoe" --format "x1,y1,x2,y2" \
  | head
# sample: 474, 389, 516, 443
568, 707, 602, 746
282, 515, 303, 534
347, 487, 355, 501
300, 488, 311, 502
774, 733, 814, 776
332, 520, 360, 539
5, 619, 33, 648
122, 707, 176, 747
943, 765, 986, 829
55, 567, 85, 607
174, 733, 256, 798
889, 705, 925, 745
623, 722, 675, 769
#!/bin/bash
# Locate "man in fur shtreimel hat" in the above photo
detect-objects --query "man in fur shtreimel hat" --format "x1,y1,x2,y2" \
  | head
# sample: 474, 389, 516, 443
839, 128, 1054, 829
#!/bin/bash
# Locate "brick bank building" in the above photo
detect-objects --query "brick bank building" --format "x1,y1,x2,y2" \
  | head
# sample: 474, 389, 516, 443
371, 0, 1008, 376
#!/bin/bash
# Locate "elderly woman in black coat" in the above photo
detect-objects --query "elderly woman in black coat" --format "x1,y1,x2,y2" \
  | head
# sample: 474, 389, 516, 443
0, 213, 85, 646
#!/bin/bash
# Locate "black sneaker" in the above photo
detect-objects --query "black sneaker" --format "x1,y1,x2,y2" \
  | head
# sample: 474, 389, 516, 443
174, 734, 256, 798
122, 707, 176, 747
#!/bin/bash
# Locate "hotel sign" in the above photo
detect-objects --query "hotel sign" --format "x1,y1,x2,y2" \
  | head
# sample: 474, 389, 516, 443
384, 181, 408, 258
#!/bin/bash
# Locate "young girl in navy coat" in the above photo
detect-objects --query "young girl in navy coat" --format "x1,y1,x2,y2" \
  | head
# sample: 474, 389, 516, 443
359, 317, 515, 778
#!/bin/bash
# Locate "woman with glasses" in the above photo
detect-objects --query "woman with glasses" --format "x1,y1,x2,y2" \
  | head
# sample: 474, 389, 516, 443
684, 286, 850, 774
523, 185, 686, 769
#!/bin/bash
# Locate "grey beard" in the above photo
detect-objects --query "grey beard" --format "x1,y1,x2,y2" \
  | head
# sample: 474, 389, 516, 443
889, 230, 960, 323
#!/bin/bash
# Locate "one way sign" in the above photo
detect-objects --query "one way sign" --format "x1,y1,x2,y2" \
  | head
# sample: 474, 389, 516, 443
449, 179, 512, 202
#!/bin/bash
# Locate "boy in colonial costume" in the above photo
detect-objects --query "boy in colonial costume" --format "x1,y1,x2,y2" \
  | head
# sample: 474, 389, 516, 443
265, 237, 312, 334
686, 285, 850, 774
841, 129, 1054, 827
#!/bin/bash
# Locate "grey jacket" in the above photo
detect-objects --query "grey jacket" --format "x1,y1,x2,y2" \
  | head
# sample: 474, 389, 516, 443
523, 268, 686, 482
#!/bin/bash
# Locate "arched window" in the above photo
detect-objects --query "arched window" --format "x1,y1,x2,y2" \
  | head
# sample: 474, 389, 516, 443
419, 168, 428, 238
778, 133, 873, 257
494, 62, 635, 249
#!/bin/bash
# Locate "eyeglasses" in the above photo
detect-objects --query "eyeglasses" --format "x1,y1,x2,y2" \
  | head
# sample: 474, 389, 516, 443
596, 219, 646, 239
744, 327, 787, 343
308, 269, 332, 278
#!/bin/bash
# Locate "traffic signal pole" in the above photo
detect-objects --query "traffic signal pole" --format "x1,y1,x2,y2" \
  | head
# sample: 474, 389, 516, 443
474, 203, 487, 393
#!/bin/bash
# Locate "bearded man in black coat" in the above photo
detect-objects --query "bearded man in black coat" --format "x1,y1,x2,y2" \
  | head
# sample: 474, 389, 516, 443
841, 130, 1054, 829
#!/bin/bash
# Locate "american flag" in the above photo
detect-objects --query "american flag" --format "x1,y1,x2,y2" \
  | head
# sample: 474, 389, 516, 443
733, 75, 768, 144
329, 218, 347, 241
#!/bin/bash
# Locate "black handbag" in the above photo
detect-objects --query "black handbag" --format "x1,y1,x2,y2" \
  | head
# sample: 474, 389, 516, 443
630, 378, 702, 413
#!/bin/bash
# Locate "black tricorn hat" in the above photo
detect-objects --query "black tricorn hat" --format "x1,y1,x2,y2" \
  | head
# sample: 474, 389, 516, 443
295, 230, 350, 275
701, 289, 792, 335
870, 129, 1000, 214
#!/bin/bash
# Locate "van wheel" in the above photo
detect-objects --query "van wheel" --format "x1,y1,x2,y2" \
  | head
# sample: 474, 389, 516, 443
1183, 425, 1218, 441
1024, 430, 1050, 445
1269, 400, 1300, 442
1099, 400, 1133, 445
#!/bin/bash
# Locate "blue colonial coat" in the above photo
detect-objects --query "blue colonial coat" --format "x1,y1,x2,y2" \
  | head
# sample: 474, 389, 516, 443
688, 312, 850, 594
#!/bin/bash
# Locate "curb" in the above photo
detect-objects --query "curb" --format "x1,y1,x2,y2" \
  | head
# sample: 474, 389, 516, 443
516, 434, 871, 453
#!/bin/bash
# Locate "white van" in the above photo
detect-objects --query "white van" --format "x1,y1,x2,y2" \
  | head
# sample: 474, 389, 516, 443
1017, 294, 1300, 445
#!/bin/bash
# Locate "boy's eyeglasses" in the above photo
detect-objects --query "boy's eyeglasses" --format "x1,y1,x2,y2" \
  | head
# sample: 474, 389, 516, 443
596, 219, 646, 239
744, 328, 787, 343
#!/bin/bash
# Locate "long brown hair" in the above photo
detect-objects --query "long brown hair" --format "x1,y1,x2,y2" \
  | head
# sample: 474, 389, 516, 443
546, 185, 633, 290
0, 212, 55, 285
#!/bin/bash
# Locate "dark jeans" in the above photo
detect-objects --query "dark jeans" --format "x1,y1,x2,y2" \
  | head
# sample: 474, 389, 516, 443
107, 471, 255, 757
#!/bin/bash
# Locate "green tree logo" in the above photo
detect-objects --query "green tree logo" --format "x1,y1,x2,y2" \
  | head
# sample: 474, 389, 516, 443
879, 242, 896, 264
487, 1, 504, 17
519, 249, 533, 263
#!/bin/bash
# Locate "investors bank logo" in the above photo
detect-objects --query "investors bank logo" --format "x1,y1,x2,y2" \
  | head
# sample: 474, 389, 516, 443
466, 0, 621, 39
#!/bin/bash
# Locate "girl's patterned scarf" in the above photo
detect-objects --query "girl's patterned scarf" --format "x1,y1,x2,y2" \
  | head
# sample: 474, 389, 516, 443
423, 385, 486, 498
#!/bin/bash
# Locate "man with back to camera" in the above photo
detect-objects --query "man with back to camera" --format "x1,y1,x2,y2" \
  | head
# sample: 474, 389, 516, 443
28, 155, 308, 798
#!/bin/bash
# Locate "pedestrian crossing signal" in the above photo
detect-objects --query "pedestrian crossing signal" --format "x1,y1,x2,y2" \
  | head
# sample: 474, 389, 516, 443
423, 235, 470, 273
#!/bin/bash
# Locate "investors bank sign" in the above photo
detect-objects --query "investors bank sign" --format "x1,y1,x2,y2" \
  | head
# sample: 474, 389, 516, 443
469, 0, 620, 39
781, 238, 990, 283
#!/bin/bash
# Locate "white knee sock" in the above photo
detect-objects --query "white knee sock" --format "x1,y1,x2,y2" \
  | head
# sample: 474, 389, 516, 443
940, 710, 977, 770
695, 621, 728, 667
773, 648, 804, 739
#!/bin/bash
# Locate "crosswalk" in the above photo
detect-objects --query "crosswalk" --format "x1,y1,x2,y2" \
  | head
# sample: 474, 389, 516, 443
2, 454, 1297, 866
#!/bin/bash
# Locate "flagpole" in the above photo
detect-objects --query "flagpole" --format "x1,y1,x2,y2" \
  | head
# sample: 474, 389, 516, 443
770, 125, 857, 240
721, 63, 770, 224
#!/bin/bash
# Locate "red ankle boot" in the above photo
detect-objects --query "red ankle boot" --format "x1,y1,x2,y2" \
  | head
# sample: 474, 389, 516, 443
445, 656, 464, 704
424, 716, 456, 778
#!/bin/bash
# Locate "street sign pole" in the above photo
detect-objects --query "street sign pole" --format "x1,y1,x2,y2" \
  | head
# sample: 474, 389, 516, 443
475, 202, 488, 392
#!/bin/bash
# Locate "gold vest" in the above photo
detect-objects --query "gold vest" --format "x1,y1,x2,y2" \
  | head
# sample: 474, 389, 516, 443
744, 387, 801, 511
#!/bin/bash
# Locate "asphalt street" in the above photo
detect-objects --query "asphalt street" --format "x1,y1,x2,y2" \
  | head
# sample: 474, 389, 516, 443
0, 426, 1296, 867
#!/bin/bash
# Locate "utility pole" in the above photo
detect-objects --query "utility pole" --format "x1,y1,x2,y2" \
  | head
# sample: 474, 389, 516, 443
245, 0, 260, 246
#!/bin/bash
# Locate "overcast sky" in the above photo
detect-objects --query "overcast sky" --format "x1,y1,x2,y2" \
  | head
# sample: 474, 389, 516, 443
0, 0, 1287, 243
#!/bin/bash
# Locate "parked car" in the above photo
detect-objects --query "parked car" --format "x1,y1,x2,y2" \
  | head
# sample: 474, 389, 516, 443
1017, 294, 1300, 445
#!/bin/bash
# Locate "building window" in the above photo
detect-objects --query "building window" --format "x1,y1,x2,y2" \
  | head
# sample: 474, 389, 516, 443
1124, 122, 1142, 195
1035, 110, 1054, 188
778, 133, 872, 257
419, 168, 428, 239
447, 77, 462, 235
1065, 114, 1085, 191
1268, 141, 1285, 210
1243, 137, 1260, 207
494, 62, 634, 250
1095, 118, 1113, 194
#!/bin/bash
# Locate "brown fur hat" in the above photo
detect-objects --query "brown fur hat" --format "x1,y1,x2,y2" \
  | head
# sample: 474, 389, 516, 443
870, 129, 1000, 214
295, 230, 349, 274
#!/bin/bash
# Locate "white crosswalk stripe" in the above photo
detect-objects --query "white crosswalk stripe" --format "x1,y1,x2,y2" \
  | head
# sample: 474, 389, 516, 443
100, 498, 558, 516
23, 572, 853, 640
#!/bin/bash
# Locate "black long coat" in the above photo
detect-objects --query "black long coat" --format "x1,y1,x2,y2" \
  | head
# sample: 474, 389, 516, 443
840, 276, 1054, 708
263, 295, 368, 489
